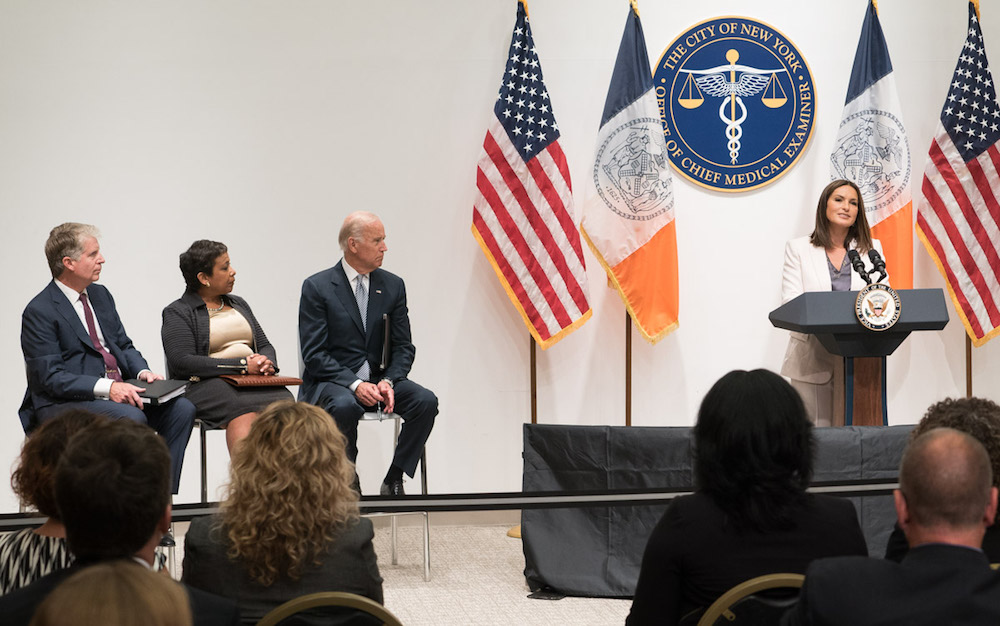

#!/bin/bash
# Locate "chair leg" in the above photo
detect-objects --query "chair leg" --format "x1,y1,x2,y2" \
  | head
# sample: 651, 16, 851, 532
391, 417, 399, 565
379, 415, 430, 578
200, 421, 208, 505
419, 450, 430, 580
422, 511, 430, 582
167, 521, 177, 579
391, 515, 398, 566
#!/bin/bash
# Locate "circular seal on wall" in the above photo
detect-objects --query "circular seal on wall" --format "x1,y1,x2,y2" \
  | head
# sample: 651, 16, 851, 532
652, 17, 816, 192
855, 283, 901, 331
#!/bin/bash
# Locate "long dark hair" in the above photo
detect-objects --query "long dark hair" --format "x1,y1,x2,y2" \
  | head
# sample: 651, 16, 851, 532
809, 179, 873, 252
693, 369, 815, 532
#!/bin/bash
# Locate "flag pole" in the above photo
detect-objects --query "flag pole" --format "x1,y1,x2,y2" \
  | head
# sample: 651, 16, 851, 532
510, 335, 537, 541
625, 313, 632, 426
967, 335, 973, 398
530, 335, 538, 424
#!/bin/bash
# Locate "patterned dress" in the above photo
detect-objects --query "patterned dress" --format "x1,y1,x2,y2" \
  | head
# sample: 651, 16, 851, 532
0, 529, 73, 595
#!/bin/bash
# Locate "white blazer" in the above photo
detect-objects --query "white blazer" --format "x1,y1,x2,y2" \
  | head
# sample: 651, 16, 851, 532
780, 236, 887, 383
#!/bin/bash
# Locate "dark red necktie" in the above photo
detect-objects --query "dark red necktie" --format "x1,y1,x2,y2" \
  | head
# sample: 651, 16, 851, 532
79, 292, 123, 382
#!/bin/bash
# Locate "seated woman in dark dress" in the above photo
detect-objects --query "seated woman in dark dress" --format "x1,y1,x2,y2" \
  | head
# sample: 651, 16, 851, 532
161, 240, 292, 451
0, 410, 100, 594
626, 369, 869, 626
884, 396, 1000, 562
182, 401, 383, 625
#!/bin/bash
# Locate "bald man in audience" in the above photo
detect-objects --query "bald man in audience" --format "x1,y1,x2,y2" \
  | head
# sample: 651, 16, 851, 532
783, 427, 1000, 625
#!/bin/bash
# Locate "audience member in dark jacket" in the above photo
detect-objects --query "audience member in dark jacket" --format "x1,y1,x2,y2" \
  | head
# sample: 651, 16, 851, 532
785, 428, 1000, 625
884, 396, 1000, 563
183, 401, 383, 626
626, 369, 867, 626
0, 418, 239, 626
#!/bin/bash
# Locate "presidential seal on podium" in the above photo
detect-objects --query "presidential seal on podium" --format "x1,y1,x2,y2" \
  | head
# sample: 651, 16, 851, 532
856, 283, 901, 331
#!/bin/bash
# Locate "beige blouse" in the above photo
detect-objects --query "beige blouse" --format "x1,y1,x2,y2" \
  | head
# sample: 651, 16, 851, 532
208, 308, 254, 359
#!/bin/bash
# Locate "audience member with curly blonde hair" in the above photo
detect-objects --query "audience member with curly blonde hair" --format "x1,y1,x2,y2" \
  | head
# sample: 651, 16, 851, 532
182, 401, 383, 625
884, 396, 1000, 562
30, 560, 191, 626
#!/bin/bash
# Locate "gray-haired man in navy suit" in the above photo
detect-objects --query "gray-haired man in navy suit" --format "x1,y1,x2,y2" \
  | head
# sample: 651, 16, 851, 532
19, 222, 194, 492
299, 211, 437, 496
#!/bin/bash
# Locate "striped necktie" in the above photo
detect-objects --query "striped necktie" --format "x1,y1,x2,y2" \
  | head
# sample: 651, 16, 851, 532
355, 276, 370, 381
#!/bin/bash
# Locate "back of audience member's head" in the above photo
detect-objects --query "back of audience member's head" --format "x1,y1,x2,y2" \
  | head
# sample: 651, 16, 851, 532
29, 560, 191, 626
899, 427, 993, 531
54, 419, 171, 561
12, 410, 103, 519
694, 368, 814, 531
221, 400, 358, 586
911, 397, 1000, 489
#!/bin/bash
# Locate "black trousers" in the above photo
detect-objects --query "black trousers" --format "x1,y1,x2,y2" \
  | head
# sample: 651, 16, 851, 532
308, 379, 437, 478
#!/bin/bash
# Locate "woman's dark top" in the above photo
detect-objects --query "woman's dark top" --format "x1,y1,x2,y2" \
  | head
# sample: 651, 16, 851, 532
161, 291, 291, 427
183, 515, 383, 626
626, 491, 868, 626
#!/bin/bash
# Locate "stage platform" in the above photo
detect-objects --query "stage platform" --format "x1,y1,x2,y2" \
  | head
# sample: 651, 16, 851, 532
522, 423, 912, 597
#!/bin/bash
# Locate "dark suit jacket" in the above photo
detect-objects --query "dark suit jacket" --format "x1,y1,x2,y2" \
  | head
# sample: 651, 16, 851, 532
884, 521, 1000, 562
183, 515, 383, 626
783, 544, 1000, 626
19, 280, 150, 431
298, 261, 415, 399
0, 561, 241, 626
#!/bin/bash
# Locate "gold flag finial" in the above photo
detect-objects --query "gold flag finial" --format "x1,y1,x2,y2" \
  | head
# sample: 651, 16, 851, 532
630, 0, 639, 18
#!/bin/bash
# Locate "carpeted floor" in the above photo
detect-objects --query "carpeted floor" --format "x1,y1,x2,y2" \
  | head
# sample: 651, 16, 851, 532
373, 519, 630, 625
175, 516, 631, 625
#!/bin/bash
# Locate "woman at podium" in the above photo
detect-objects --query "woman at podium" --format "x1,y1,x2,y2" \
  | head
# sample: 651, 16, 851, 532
780, 179, 885, 426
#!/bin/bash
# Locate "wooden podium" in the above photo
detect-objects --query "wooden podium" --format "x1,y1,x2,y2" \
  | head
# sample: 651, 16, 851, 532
769, 289, 949, 426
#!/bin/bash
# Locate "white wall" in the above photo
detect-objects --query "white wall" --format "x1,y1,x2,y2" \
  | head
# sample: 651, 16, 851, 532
0, 0, 991, 509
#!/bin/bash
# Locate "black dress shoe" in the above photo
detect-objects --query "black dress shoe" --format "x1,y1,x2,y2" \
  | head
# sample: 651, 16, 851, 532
159, 532, 176, 548
380, 479, 405, 497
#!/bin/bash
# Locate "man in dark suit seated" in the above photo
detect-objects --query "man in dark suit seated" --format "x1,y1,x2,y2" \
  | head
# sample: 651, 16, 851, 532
299, 211, 437, 496
20, 222, 194, 492
783, 427, 1000, 625
0, 417, 239, 625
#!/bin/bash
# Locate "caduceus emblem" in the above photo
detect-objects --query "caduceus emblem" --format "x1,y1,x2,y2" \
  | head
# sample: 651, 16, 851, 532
677, 49, 788, 164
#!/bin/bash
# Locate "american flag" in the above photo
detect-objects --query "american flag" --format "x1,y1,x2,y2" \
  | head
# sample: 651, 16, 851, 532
472, 1, 591, 349
917, 1, 1000, 346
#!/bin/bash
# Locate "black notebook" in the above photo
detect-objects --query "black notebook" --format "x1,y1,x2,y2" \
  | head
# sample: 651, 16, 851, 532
124, 379, 188, 405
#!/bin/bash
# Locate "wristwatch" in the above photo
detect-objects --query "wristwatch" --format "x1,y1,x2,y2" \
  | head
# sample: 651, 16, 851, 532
380, 378, 394, 389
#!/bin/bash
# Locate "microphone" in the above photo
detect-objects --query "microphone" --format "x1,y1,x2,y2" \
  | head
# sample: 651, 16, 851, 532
868, 249, 887, 284
848, 250, 872, 285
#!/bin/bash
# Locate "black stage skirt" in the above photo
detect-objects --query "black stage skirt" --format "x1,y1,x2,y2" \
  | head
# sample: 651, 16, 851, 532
184, 377, 294, 428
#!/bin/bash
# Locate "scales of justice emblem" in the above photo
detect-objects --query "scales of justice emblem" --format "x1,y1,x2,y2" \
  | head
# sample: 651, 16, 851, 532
654, 17, 816, 192
677, 49, 788, 164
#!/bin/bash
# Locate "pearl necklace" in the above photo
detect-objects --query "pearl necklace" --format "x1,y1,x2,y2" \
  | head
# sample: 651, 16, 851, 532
206, 298, 225, 312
